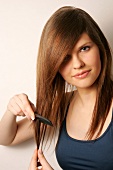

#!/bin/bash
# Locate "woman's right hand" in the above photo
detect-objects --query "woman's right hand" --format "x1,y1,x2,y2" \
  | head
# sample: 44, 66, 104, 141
0, 93, 35, 145
29, 149, 54, 170
6, 93, 35, 120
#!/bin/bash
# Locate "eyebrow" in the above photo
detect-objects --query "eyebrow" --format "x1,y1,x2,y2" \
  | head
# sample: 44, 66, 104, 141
70, 41, 93, 54
78, 41, 93, 50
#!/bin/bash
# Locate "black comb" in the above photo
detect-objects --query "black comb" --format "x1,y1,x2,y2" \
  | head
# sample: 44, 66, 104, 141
34, 112, 53, 126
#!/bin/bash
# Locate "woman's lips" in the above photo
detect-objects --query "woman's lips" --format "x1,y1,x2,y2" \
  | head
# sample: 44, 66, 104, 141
73, 70, 91, 79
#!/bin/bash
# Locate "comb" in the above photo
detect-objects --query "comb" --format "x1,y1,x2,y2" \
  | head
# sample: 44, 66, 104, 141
34, 112, 53, 126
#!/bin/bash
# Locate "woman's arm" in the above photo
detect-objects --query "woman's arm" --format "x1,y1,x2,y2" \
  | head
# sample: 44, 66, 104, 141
0, 93, 35, 145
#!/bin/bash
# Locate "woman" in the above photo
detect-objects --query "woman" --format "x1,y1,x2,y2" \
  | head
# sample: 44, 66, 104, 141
0, 6, 113, 169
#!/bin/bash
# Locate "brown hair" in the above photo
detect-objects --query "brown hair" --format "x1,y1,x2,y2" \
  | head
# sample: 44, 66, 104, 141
34, 6, 113, 148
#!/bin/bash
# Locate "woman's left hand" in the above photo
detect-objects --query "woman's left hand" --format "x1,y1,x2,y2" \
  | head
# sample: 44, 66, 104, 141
28, 149, 54, 170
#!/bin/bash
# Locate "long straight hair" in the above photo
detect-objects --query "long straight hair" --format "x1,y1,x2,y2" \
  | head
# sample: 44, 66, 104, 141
34, 6, 113, 148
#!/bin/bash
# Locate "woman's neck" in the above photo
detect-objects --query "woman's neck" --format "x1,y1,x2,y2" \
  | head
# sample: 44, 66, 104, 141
74, 86, 97, 109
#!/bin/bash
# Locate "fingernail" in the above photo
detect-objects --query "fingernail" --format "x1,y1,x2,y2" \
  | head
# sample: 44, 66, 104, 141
31, 116, 35, 120
38, 149, 42, 154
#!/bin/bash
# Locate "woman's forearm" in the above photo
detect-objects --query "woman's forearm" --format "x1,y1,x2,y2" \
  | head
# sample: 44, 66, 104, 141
0, 110, 17, 145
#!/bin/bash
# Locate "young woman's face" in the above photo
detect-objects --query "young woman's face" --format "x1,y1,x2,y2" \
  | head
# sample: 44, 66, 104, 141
59, 33, 101, 89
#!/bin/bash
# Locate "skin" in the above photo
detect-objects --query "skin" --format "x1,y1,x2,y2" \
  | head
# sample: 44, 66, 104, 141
0, 33, 112, 169
0, 93, 52, 169
59, 33, 101, 89
28, 149, 53, 170
59, 33, 112, 140
0, 93, 35, 145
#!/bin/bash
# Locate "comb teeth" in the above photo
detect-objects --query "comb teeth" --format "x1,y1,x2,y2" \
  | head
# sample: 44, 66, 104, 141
34, 112, 53, 126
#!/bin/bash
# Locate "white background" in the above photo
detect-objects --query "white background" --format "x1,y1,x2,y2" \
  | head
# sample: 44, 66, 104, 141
0, 0, 113, 169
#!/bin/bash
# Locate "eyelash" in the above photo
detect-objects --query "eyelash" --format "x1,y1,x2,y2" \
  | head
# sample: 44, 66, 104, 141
62, 55, 71, 63
80, 46, 90, 52
62, 45, 90, 64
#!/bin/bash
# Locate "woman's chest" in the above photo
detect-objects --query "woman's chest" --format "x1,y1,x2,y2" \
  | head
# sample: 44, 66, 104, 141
66, 103, 112, 140
56, 120, 113, 170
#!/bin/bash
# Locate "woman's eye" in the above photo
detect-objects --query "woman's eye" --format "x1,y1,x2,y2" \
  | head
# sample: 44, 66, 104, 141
62, 55, 71, 63
80, 46, 90, 52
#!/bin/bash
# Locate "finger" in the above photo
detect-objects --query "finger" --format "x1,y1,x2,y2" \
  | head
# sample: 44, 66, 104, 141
13, 95, 31, 118
7, 101, 25, 117
7, 104, 19, 116
18, 94, 35, 120
29, 149, 38, 170
9, 96, 25, 116
29, 101, 36, 112
38, 150, 53, 170
7, 95, 26, 117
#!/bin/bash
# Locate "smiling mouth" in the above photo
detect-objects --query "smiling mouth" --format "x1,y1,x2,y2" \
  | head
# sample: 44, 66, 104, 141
73, 70, 91, 79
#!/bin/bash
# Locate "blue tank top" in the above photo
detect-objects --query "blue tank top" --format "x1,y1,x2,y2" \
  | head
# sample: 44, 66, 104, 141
56, 113, 113, 170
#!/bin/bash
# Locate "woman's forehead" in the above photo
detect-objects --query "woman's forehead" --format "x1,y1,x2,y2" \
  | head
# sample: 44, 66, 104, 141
69, 33, 93, 53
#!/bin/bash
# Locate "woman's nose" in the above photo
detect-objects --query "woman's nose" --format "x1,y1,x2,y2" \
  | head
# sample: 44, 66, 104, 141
72, 55, 85, 69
